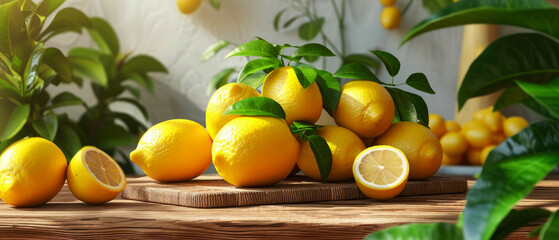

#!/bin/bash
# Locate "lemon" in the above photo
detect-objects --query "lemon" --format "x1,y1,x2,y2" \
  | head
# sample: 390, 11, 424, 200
503, 116, 529, 137
379, 0, 396, 7
440, 132, 469, 156
380, 7, 401, 30
334, 81, 395, 138
442, 153, 463, 166
0, 137, 67, 207
473, 107, 492, 122
480, 145, 497, 165
466, 148, 482, 166
130, 119, 212, 182
297, 125, 365, 181
428, 114, 447, 138
206, 83, 260, 139
262, 66, 322, 124
445, 120, 461, 133
353, 145, 409, 200
461, 120, 487, 134
176, 0, 201, 14
373, 122, 442, 180
463, 124, 494, 149
67, 147, 126, 204
482, 110, 505, 133
212, 116, 299, 187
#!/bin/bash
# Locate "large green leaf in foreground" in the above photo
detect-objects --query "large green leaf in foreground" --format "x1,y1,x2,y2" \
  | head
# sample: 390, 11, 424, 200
365, 223, 463, 240
402, 0, 559, 45
463, 121, 559, 240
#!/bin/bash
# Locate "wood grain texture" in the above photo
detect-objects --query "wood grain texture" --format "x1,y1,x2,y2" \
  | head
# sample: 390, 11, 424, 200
120, 175, 468, 208
1, 176, 558, 239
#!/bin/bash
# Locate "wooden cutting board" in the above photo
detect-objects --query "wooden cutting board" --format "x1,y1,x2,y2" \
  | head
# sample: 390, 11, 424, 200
121, 174, 467, 208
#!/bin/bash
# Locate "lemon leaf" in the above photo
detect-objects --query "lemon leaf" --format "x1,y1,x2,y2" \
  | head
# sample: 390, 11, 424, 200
292, 66, 317, 89
291, 43, 335, 58
306, 134, 332, 181
333, 62, 381, 83
492, 208, 551, 240
298, 18, 324, 41
343, 54, 379, 68
315, 69, 341, 114
516, 78, 559, 121
387, 88, 429, 127
208, 67, 236, 95
31, 110, 58, 141
406, 73, 435, 94
273, 9, 288, 31
225, 39, 279, 59
364, 223, 463, 240
0, 104, 29, 141
238, 58, 280, 84
371, 50, 400, 77
224, 96, 286, 120
200, 40, 231, 62
540, 211, 559, 240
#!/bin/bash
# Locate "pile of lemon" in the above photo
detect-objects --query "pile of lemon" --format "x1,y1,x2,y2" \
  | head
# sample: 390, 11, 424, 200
130, 66, 443, 201
379, 0, 401, 30
429, 107, 529, 166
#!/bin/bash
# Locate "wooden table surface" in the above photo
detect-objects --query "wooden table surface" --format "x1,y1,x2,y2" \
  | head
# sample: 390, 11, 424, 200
1, 175, 558, 239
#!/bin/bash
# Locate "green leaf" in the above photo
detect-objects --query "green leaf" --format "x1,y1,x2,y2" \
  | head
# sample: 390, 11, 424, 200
31, 110, 58, 140
209, 0, 222, 10
343, 54, 379, 68
315, 69, 340, 114
291, 66, 318, 89
121, 71, 154, 93
371, 50, 400, 77
422, 0, 453, 14
291, 43, 335, 58
528, 225, 543, 238
225, 39, 279, 59
541, 211, 559, 240
306, 134, 332, 181
114, 97, 149, 120
283, 15, 301, 28
493, 85, 531, 111
402, 0, 559, 45
298, 18, 324, 41
111, 112, 147, 135
303, 55, 318, 63
42, 48, 73, 84
387, 88, 429, 127
491, 208, 551, 240
0, 1, 18, 57
273, 8, 287, 31
120, 55, 168, 74
23, 43, 46, 92
223, 96, 286, 120
200, 40, 231, 62
333, 62, 381, 83
35, 0, 65, 18
522, 98, 556, 121
88, 17, 119, 56
39, 7, 91, 41
516, 78, 559, 121
123, 85, 141, 98
68, 56, 107, 86
238, 58, 280, 83
53, 122, 82, 161
45, 91, 83, 110
364, 223, 463, 240
208, 67, 235, 95
239, 71, 266, 89
463, 121, 559, 240
406, 72, 435, 94
93, 123, 135, 150
0, 104, 29, 141
457, 33, 559, 109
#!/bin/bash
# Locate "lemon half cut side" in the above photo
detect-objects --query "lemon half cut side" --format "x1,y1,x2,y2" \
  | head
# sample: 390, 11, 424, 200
353, 145, 409, 200
83, 147, 126, 190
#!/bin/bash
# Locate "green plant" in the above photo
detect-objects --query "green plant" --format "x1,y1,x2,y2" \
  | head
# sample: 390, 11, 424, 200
367, 0, 559, 239
0, 0, 90, 152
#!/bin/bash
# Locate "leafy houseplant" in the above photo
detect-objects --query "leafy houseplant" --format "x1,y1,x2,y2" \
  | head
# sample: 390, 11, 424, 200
366, 0, 559, 239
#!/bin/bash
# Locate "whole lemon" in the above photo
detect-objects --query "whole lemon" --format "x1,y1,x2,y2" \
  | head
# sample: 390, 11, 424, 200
297, 125, 365, 181
334, 80, 395, 138
212, 116, 299, 187
466, 148, 482, 166
262, 66, 323, 124
206, 83, 260, 139
379, 0, 396, 7
380, 7, 401, 30
130, 119, 212, 182
503, 116, 529, 137
440, 132, 469, 156
463, 124, 494, 149
0, 138, 67, 207
176, 0, 201, 14
374, 122, 442, 180
445, 120, 461, 132
429, 114, 447, 138
67, 146, 127, 204
442, 153, 463, 166
480, 145, 497, 165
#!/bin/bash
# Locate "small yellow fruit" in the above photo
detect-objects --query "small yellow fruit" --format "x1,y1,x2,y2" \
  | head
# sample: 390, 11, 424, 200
334, 81, 395, 138
130, 119, 212, 182
461, 120, 487, 134
463, 125, 494, 149
473, 107, 492, 122
206, 83, 260, 139
482, 110, 505, 133
374, 122, 442, 180
440, 132, 469, 156
379, 0, 396, 7
445, 120, 461, 133
429, 114, 447, 138
466, 148, 482, 166
480, 145, 497, 165
67, 147, 126, 204
297, 126, 365, 181
353, 145, 409, 200
442, 153, 463, 166
380, 7, 401, 30
503, 116, 529, 137
176, 0, 202, 14
0, 138, 67, 207
212, 116, 299, 187
262, 66, 323, 124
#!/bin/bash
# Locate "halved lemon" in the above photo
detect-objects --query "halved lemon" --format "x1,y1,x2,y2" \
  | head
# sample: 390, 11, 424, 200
353, 145, 409, 200
67, 146, 127, 204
